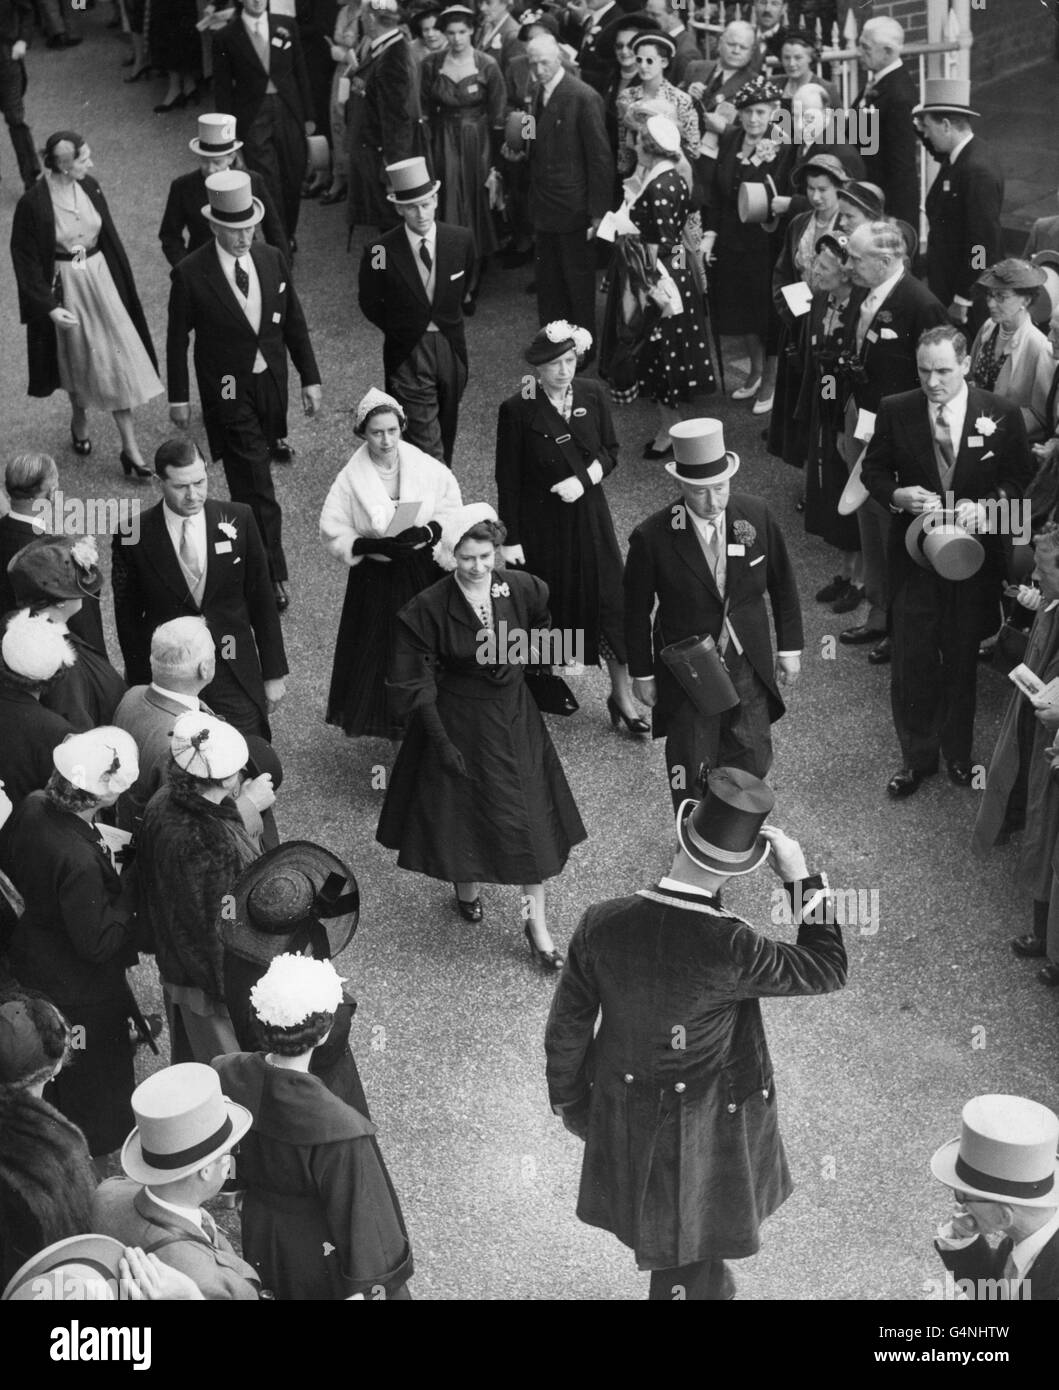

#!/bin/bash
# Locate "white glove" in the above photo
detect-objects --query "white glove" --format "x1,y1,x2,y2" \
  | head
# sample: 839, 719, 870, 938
500, 544, 525, 566
551, 476, 585, 503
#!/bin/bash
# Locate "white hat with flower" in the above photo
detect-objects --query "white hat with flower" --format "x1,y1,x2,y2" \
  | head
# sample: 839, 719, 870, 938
433, 502, 501, 572
250, 953, 346, 1028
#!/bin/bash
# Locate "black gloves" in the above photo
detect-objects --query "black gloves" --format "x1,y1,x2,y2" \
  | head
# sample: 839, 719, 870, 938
418, 701, 471, 779
393, 521, 442, 547
352, 521, 442, 559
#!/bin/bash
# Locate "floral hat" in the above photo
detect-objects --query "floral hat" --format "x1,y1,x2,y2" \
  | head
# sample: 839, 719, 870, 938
8, 534, 101, 605
1, 610, 77, 684
170, 711, 248, 781
53, 727, 139, 797
250, 953, 346, 1029
733, 75, 783, 110
524, 321, 593, 366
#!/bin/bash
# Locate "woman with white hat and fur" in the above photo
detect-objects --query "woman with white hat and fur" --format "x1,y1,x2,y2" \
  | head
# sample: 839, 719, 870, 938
320, 386, 462, 742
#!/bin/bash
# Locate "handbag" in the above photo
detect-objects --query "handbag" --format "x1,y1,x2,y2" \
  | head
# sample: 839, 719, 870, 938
660, 632, 740, 717
524, 666, 579, 716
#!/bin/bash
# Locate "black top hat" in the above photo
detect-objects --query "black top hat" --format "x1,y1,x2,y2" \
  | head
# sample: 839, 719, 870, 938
221, 841, 360, 966
8, 535, 101, 604
675, 767, 775, 876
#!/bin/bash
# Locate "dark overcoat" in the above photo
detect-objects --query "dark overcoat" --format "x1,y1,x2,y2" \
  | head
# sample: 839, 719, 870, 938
544, 878, 847, 1267
495, 377, 625, 665
0, 677, 74, 806
623, 492, 804, 738
10, 176, 157, 399
526, 70, 611, 235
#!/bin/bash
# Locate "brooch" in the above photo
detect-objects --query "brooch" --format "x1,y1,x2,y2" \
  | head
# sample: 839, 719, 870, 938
491, 581, 510, 598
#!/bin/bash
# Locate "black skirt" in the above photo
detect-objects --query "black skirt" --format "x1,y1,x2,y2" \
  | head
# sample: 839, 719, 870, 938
326, 553, 441, 739
44, 999, 135, 1158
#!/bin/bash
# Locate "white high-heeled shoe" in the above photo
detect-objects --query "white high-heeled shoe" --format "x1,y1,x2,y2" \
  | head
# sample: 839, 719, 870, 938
752, 393, 775, 415
731, 376, 762, 401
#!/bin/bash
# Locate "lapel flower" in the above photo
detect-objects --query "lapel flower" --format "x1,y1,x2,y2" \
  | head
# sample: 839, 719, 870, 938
491, 581, 510, 599
975, 415, 998, 437
218, 518, 238, 540
876, 309, 892, 324
70, 536, 99, 571
731, 519, 756, 548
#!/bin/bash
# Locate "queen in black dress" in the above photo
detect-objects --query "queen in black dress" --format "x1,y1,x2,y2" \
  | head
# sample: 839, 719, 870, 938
420, 7, 505, 308
600, 112, 715, 457
376, 504, 587, 970
797, 233, 863, 606
496, 322, 647, 736
320, 388, 463, 741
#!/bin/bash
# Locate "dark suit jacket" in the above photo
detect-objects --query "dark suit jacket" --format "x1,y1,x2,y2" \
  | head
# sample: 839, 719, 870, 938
11, 177, 157, 399
527, 71, 612, 234
850, 63, 919, 228
683, 56, 760, 109
666, 25, 700, 88
111, 499, 288, 721
0, 682, 73, 806
166, 239, 320, 459
0, 514, 107, 653
91, 1180, 259, 1300
936, 1230, 1059, 1302
925, 136, 1005, 306
212, 12, 312, 134
158, 168, 289, 267
861, 385, 1033, 600
565, 0, 619, 92
624, 492, 804, 736
475, 11, 524, 75
845, 271, 950, 414
358, 221, 475, 378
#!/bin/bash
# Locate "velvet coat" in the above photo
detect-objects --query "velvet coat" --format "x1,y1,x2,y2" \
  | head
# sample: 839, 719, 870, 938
213, 1053, 414, 1300
623, 492, 804, 738
495, 377, 626, 665
544, 878, 847, 1267
10, 176, 157, 399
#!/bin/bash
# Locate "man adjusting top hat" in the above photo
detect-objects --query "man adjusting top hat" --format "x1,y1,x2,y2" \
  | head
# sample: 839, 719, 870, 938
545, 767, 848, 1300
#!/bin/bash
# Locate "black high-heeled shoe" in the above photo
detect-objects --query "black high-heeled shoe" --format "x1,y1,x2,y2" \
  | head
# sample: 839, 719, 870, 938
607, 695, 650, 737
524, 924, 563, 971
70, 425, 92, 456
120, 450, 151, 480
123, 65, 151, 82
154, 93, 188, 114
452, 885, 483, 923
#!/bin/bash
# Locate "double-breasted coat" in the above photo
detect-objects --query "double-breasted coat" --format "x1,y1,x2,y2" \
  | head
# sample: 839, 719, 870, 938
10, 176, 156, 399
495, 378, 626, 665
623, 492, 804, 738
544, 877, 847, 1268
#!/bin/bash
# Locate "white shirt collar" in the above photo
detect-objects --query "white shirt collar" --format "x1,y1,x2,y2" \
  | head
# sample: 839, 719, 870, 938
542, 67, 565, 101
1011, 1206, 1059, 1283
868, 58, 902, 84
163, 503, 207, 544
405, 222, 437, 251
934, 382, 969, 440
864, 265, 905, 313
242, 9, 267, 30
149, 683, 202, 711
215, 241, 250, 276
371, 28, 403, 55
5, 508, 46, 530
688, 508, 725, 539
949, 130, 974, 165
658, 875, 720, 900
145, 1188, 205, 1232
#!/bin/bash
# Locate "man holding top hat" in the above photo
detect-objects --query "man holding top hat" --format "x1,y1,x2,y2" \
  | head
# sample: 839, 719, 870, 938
545, 766, 847, 1300
624, 419, 803, 811
158, 113, 289, 268
861, 324, 1032, 798
91, 1062, 260, 1300
166, 169, 323, 609
930, 1094, 1059, 1300
914, 78, 1005, 337
358, 156, 475, 466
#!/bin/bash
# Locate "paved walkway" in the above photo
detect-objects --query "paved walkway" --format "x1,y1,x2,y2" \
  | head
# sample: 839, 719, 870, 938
976, 58, 1059, 247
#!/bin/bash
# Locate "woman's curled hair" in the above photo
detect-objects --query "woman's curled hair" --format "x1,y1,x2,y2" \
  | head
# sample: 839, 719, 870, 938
258, 1011, 335, 1056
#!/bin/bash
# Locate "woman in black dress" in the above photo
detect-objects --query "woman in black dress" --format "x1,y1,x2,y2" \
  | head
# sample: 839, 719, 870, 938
797, 233, 863, 610
0, 728, 141, 1161
703, 76, 795, 415
496, 323, 646, 735
376, 505, 587, 969
320, 388, 463, 741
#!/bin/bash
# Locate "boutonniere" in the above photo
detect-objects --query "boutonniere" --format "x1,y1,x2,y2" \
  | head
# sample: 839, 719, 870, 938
750, 138, 778, 166
876, 309, 892, 324
218, 518, 238, 540
274, 24, 290, 38
731, 519, 756, 548
490, 581, 510, 599
975, 415, 998, 437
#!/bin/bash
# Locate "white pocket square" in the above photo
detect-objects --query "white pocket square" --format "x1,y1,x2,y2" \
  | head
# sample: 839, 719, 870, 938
749, 555, 765, 567
450, 270, 465, 280
981, 451, 996, 462
880, 327, 899, 340
278, 282, 286, 293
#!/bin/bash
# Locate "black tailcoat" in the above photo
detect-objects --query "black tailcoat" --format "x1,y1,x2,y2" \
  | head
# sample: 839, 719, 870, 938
850, 63, 919, 228
212, 12, 313, 132
924, 136, 1005, 307
844, 271, 950, 415
158, 168, 289, 267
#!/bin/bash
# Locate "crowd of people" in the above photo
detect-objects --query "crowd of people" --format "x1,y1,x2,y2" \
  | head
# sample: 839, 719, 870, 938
2, 0, 1059, 1303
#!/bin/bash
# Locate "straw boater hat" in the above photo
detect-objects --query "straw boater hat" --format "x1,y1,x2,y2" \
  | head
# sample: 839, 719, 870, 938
189, 111, 242, 157
912, 78, 979, 119
8, 534, 101, 604
675, 767, 775, 877
2, 1235, 126, 1302
905, 510, 985, 582
53, 726, 139, 797
201, 169, 264, 229
665, 419, 739, 485
221, 840, 360, 967
121, 1062, 252, 1186
385, 156, 440, 204
931, 1095, 1059, 1207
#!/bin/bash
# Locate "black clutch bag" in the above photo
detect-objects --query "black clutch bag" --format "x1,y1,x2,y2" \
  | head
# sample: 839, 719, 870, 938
524, 666, 579, 716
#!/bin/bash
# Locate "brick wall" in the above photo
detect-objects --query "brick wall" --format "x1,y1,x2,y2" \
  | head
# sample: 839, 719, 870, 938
854, 0, 929, 45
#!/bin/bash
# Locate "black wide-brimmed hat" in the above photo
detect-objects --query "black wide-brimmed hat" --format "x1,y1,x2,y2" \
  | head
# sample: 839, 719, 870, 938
675, 767, 775, 876
221, 841, 360, 966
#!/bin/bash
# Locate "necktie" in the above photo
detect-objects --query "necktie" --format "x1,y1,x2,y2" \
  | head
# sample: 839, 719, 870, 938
250, 18, 269, 71
180, 518, 202, 581
933, 404, 956, 485
234, 258, 250, 299
856, 292, 875, 351
419, 238, 432, 272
